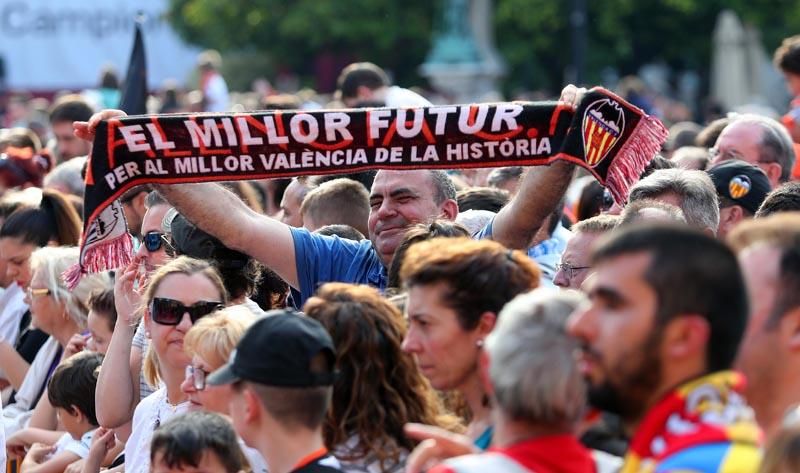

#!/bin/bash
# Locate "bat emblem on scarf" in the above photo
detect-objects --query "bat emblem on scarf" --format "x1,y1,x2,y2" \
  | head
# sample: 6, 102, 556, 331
84, 202, 123, 246
582, 98, 626, 167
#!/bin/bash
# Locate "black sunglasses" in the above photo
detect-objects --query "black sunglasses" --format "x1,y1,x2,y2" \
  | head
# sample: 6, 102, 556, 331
150, 297, 223, 326
142, 231, 171, 253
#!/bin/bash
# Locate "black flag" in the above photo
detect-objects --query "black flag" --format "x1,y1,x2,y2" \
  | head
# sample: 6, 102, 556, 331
118, 20, 147, 115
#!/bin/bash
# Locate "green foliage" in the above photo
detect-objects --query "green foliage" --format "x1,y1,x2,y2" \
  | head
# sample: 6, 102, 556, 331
167, 0, 800, 94
168, 0, 435, 89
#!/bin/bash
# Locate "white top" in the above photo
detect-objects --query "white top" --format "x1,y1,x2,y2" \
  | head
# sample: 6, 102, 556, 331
0, 398, 5, 467
125, 387, 189, 473
384, 86, 432, 108
333, 434, 407, 473
240, 439, 269, 473
203, 73, 230, 112
53, 429, 96, 458
0, 283, 28, 349
2, 336, 60, 436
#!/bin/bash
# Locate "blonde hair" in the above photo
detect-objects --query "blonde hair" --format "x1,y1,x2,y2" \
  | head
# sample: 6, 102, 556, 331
142, 256, 229, 387
184, 307, 255, 368
30, 246, 111, 330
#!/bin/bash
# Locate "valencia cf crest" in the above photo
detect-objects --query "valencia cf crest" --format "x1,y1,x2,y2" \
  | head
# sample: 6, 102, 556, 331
582, 98, 626, 168
729, 175, 752, 199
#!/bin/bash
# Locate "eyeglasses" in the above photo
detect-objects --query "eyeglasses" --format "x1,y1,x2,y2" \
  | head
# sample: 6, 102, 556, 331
709, 147, 746, 163
142, 231, 171, 253
27, 287, 51, 299
185, 365, 209, 391
555, 262, 590, 280
149, 298, 223, 326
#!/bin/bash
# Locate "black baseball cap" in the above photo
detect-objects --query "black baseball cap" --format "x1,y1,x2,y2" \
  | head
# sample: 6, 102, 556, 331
162, 209, 249, 269
207, 310, 337, 387
707, 159, 771, 215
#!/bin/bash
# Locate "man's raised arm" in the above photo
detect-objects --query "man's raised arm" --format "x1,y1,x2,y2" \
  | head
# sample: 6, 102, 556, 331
490, 161, 575, 250
489, 85, 583, 249
75, 111, 300, 289
154, 182, 299, 288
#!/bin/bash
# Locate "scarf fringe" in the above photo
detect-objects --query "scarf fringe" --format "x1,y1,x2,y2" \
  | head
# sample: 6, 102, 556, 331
63, 233, 133, 289
604, 113, 669, 204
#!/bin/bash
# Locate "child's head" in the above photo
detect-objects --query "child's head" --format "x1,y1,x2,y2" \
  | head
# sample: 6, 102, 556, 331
86, 288, 116, 355
47, 351, 103, 438
150, 411, 245, 473
775, 35, 800, 96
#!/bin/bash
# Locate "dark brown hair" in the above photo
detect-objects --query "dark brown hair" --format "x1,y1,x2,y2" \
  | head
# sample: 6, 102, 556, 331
775, 35, 800, 75
304, 283, 462, 470
0, 189, 81, 246
387, 220, 470, 290
88, 288, 117, 332
401, 237, 541, 330
48, 351, 103, 426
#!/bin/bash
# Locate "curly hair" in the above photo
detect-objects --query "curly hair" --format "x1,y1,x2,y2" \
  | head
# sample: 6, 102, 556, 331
303, 283, 462, 471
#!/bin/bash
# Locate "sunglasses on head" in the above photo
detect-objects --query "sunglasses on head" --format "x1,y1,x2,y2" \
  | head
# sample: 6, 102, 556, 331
149, 297, 223, 326
142, 231, 171, 253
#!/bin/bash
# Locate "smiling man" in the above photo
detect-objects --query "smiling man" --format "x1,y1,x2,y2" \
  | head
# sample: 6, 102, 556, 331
567, 224, 761, 472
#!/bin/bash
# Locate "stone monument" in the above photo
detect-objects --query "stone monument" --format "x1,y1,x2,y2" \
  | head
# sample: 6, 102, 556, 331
420, 0, 507, 103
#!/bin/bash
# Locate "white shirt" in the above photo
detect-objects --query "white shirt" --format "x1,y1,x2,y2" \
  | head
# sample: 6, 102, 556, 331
53, 429, 96, 458
240, 439, 268, 473
384, 86, 431, 108
333, 434, 407, 473
2, 336, 60, 437
203, 73, 230, 112
125, 387, 189, 473
0, 398, 5, 467
0, 283, 29, 348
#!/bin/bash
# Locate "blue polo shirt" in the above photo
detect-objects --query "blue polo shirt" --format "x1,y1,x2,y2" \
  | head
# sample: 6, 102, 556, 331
291, 227, 387, 307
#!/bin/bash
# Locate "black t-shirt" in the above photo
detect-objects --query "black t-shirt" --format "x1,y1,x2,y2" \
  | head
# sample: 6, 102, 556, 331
290, 454, 343, 473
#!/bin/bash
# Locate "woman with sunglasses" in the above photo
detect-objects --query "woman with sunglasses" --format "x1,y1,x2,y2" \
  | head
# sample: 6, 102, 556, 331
181, 307, 268, 473
123, 256, 228, 473
1, 247, 110, 436
0, 190, 82, 400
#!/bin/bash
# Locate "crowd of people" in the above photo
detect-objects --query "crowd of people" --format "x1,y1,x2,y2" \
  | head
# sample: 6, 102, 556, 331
1, 31, 800, 473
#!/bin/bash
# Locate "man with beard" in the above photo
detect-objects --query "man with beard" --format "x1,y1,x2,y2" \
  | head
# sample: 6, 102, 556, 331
568, 224, 762, 472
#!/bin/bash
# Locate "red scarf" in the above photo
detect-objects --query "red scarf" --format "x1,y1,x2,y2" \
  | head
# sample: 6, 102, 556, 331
622, 371, 762, 473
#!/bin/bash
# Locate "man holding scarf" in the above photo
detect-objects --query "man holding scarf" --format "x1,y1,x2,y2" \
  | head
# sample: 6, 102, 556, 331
74, 86, 589, 305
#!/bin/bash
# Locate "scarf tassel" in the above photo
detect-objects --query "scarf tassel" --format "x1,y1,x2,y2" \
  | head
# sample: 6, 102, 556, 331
604, 113, 669, 204
63, 233, 133, 289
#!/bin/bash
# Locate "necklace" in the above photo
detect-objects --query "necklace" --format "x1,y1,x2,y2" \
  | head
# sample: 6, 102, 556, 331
151, 388, 183, 430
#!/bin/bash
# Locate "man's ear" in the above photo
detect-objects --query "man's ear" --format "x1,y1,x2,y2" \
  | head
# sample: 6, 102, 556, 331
243, 387, 261, 423
440, 199, 459, 221
133, 191, 148, 212
662, 315, 710, 361
779, 307, 800, 352
763, 162, 783, 185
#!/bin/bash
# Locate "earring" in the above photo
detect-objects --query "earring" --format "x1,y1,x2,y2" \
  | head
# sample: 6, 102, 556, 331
145, 331, 151, 338
476, 339, 484, 348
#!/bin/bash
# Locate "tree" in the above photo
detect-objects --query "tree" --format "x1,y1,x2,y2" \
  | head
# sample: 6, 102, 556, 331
168, 0, 800, 94
167, 0, 435, 91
